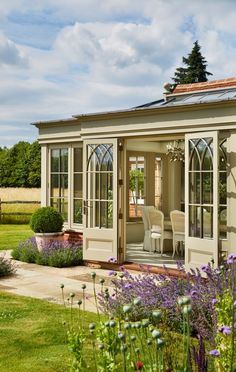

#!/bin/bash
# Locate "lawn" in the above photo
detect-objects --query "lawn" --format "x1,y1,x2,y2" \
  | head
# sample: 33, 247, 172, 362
0, 292, 98, 372
0, 224, 33, 250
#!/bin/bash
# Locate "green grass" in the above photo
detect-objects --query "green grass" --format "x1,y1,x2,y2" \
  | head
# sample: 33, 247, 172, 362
0, 292, 98, 372
0, 224, 33, 250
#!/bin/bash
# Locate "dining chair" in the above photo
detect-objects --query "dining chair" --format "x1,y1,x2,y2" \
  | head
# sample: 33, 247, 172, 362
148, 209, 164, 255
141, 206, 155, 252
170, 210, 185, 257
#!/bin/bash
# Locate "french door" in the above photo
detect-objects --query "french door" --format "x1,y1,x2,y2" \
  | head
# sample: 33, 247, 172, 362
185, 131, 219, 270
83, 139, 118, 261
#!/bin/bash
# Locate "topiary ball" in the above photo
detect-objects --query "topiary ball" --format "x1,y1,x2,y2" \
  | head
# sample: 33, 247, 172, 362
30, 207, 64, 233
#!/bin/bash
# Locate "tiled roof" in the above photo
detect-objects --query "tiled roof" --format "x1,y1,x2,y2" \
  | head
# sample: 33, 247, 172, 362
173, 77, 236, 94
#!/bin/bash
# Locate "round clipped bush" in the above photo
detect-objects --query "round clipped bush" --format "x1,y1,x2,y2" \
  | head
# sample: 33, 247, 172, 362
30, 207, 64, 233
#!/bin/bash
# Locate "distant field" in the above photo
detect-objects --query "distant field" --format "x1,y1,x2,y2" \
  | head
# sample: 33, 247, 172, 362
0, 188, 40, 224
0, 188, 40, 201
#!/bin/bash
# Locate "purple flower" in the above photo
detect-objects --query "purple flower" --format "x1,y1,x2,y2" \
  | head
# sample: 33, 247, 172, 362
234, 300, 236, 308
228, 253, 236, 260
108, 256, 117, 264
190, 290, 197, 297
108, 270, 116, 276
201, 264, 211, 274
124, 283, 133, 289
209, 349, 220, 357
227, 253, 236, 264
212, 299, 218, 305
219, 325, 231, 335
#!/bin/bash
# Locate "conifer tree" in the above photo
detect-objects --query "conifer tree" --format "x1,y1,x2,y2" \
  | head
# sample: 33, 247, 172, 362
172, 41, 212, 84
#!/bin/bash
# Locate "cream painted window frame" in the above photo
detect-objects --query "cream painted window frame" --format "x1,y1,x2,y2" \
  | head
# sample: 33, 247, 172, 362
47, 142, 83, 231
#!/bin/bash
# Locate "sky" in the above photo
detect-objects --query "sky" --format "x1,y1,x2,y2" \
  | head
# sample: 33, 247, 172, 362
1, 0, 236, 147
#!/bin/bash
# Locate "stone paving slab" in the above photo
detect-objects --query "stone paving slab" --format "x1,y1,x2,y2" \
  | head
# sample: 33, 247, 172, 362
0, 250, 119, 313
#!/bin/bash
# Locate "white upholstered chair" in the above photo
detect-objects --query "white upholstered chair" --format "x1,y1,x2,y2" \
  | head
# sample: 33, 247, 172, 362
148, 209, 165, 255
141, 206, 155, 252
170, 210, 185, 257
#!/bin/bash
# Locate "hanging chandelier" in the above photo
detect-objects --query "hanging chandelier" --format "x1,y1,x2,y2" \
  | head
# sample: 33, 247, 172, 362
166, 140, 185, 162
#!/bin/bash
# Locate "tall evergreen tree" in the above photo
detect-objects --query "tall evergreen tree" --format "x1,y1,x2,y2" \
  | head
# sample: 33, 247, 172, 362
172, 41, 212, 84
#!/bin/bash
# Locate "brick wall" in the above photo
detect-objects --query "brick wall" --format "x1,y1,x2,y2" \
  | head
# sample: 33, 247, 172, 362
64, 230, 83, 243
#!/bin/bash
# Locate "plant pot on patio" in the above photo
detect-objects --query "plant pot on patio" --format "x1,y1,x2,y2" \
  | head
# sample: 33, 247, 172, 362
30, 207, 64, 251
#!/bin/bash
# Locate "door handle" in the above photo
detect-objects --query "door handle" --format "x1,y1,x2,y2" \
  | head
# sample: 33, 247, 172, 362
83, 200, 92, 214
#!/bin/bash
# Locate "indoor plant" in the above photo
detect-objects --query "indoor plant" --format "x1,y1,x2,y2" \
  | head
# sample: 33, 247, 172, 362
30, 206, 64, 251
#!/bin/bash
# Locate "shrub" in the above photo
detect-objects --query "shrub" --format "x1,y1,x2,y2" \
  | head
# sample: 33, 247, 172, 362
12, 237, 83, 268
30, 206, 64, 233
12, 237, 38, 262
0, 254, 16, 276
98, 261, 235, 341
62, 279, 216, 371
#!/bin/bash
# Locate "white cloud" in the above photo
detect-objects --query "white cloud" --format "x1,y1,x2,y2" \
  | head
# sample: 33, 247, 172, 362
0, 33, 28, 66
0, 0, 236, 146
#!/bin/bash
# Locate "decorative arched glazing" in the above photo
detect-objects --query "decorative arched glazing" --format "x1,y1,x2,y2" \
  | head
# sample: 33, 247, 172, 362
188, 137, 214, 238
188, 136, 227, 240
189, 138, 213, 172
86, 144, 113, 229
87, 144, 113, 172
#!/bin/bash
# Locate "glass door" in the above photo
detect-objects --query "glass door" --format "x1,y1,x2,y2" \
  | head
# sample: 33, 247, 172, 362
185, 132, 219, 269
83, 139, 118, 261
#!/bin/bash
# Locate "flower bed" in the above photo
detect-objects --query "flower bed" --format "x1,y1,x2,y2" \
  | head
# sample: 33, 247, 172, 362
62, 258, 236, 371
12, 237, 83, 267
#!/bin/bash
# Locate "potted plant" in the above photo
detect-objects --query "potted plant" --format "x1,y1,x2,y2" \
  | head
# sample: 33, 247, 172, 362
30, 206, 64, 251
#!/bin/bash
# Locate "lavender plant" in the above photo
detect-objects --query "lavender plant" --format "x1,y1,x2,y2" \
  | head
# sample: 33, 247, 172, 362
12, 237, 83, 267
99, 261, 234, 342
12, 237, 38, 263
62, 279, 217, 371
209, 255, 236, 371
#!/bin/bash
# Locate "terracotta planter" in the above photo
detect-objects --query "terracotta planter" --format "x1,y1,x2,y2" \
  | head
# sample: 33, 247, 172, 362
35, 232, 64, 251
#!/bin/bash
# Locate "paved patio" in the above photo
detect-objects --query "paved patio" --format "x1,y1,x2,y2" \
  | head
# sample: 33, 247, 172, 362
0, 250, 123, 313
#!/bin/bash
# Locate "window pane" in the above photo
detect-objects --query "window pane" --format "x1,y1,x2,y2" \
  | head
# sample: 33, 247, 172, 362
50, 198, 68, 222
87, 172, 99, 200
74, 199, 83, 224
51, 149, 60, 172
74, 148, 83, 172
50, 148, 68, 223
100, 173, 113, 200
87, 144, 113, 172
60, 174, 68, 197
189, 146, 200, 171
60, 199, 68, 221
100, 145, 113, 172
219, 172, 227, 205
202, 172, 213, 204
203, 207, 213, 239
87, 200, 98, 228
189, 205, 201, 237
61, 149, 68, 172
100, 201, 113, 228
219, 207, 227, 239
202, 147, 213, 170
51, 174, 59, 197
189, 172, 200, 204
219, 140, 227, 171
74, 174, 82, 198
